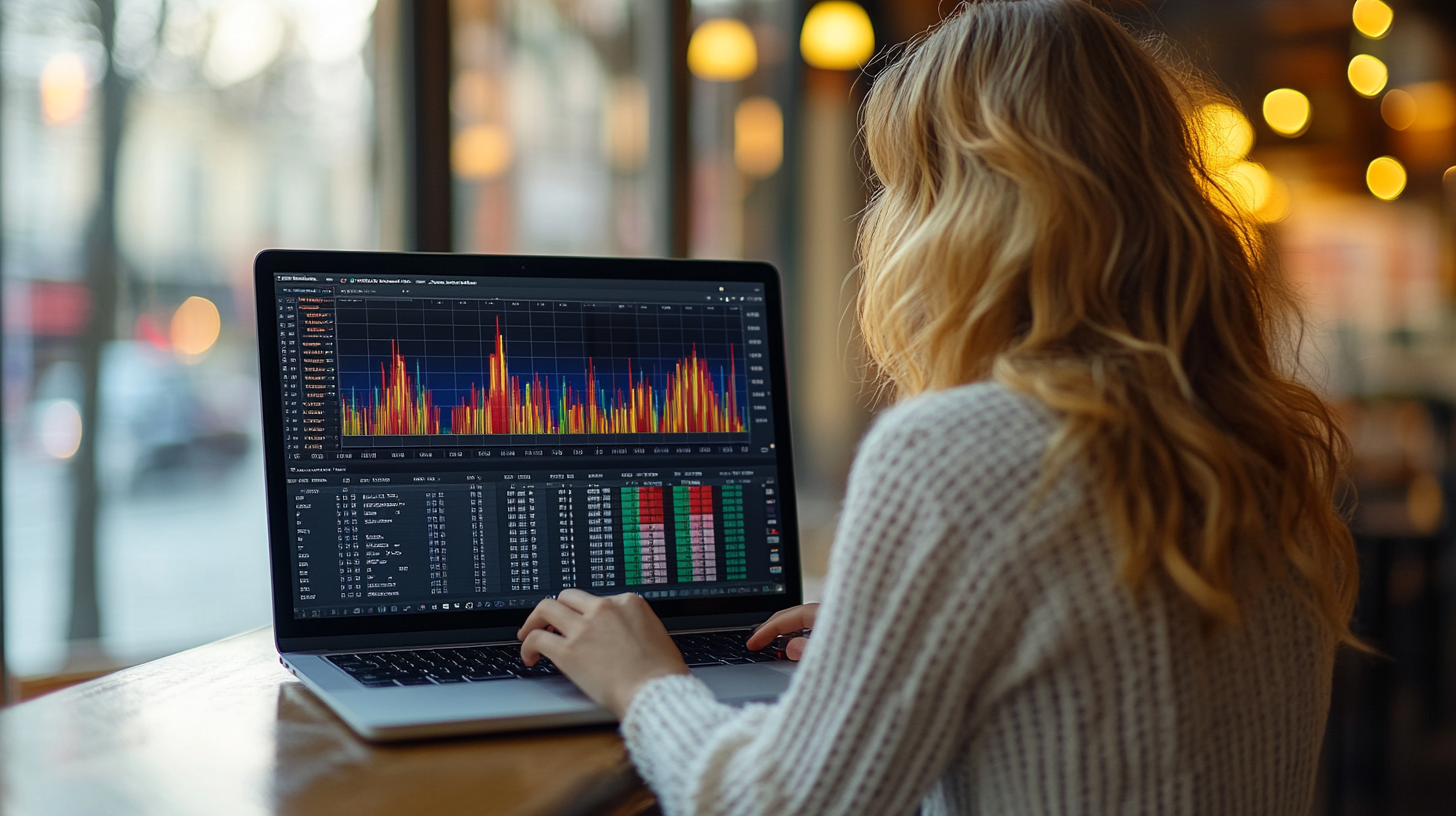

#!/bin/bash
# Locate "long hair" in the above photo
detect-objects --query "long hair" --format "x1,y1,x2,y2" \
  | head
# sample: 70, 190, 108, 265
857, 0, 1360, 644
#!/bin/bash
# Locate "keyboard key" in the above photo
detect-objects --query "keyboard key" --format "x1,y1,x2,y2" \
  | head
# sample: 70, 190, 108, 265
463, 672, 513, 682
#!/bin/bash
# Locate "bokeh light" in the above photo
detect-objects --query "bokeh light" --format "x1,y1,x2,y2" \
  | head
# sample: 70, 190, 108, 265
40, 53, 87, 126
687, 19, 758, 81
171, 296, 222, 359
606, 79, 650, 173
1196, 103, 1255, 170
203, 0, 285, 87
1257, 174, 1292, 223
1366, 156, 1407, 200
1348, 54, 1389, 98
1262, 88, 1311, 137
453, 124, 513, 179
1352, 0, 1394, 40
40, 399, 82, 460
1224, 161, 1273, 214
735, 97, 784, 178
800, 2, 875, 71
1382, 89, 1417, 130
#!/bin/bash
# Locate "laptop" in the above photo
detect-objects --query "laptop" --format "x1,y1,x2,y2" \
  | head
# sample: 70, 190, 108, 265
254, 250, 803, 741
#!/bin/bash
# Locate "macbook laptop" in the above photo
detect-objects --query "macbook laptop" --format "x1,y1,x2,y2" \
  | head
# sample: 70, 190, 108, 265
255, 250, 803, 741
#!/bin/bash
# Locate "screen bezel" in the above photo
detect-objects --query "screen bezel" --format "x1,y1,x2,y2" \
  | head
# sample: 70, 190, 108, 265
255, 250, 803, 652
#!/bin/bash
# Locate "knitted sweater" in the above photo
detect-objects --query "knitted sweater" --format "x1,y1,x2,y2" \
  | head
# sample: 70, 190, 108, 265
621, 382, 1334, 816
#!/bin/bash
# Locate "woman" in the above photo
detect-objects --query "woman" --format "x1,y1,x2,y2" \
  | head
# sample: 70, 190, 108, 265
518, 1, 1360, 813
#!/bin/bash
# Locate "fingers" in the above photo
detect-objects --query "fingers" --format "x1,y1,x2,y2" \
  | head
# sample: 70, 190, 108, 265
556, 588, 608, 613
785, 636, 808, 661
520, 628, 562, 666
745, 604, 818, 650
517, 598, 581, 642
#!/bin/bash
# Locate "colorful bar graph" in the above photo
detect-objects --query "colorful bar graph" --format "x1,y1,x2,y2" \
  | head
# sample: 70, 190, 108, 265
341, 319, 745, 437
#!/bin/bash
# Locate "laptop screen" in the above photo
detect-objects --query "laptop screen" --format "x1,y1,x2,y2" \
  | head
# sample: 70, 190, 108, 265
269, 267, 789, 623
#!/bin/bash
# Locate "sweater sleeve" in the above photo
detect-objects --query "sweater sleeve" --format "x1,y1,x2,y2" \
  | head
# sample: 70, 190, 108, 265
621, 386, 1056, 816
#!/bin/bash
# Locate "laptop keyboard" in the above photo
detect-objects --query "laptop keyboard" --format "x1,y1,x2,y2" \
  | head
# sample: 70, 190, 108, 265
326, 629, 782, 688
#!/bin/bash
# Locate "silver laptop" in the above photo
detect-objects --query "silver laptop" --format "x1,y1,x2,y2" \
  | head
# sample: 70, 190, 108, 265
255, 250, 802, 741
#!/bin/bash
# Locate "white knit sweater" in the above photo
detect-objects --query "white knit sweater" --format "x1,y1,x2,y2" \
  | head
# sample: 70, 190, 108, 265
622, 383, 1334, 816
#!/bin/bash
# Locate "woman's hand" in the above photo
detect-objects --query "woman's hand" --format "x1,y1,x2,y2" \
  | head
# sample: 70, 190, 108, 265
745, 603, 819, 660
518, 589, 689, 718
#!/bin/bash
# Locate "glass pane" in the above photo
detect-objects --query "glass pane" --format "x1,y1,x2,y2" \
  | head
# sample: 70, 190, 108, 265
3, 0, 379, 675
451, 0, 666, 255
687, 0, 794, 268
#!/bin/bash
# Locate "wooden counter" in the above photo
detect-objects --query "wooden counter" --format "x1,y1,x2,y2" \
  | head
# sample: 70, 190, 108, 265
0, 628, 653, 816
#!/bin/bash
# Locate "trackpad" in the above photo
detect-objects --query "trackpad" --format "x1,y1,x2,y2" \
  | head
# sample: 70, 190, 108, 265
692, 665, 793, 704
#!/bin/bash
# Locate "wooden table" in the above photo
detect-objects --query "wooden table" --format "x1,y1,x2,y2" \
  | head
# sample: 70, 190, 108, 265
0, 628, 654, 816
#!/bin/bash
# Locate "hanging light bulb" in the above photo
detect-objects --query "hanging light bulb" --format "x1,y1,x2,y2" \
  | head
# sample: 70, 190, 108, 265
1366, 156, 1407, 201
800, 2, 875, 71
1263, 88, 1311, 137
688, 19, 758, 81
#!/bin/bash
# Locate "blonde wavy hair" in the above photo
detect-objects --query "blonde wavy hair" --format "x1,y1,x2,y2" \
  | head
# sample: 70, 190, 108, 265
858, 0, 1359, 644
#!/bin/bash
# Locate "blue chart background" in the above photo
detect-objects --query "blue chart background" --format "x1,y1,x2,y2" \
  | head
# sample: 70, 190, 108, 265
333, 297, 750, 435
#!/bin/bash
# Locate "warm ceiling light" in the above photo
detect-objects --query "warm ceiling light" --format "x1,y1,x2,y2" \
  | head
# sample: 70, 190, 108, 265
40, 53, 87, 125
1262, 88, 1311, 137
453, 124, 513, 180
1366, 156, 1407, 200
800, 2, 875, 71
1382, 89, 1417, 130
1352, 0, 1394, 39
171, 296, 222, 360
688, 18, 758, 81
735, 96, 784, 178
1348, 54, 1389, 98
1196, 103, 1254, 170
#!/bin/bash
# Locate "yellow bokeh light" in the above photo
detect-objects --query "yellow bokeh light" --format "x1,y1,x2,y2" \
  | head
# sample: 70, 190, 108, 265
1366, 156, 1407, 200
735, 96, 784, 178
40, 53, 87, 126
1262, 88, 1311, 137
1257, 174, 1293, 223
1445, 166, 1456, 187
688, 18, 758, 82
1195, 103, 1255, 170
800, 2, 875, 71
453, 124, 513, 180
1207, 160, 1291, 223
1348, 54, 1388, 98
1382, 89, 1417, 130
1223, 161, 1273, 213
1352, 0, 1394, 39
171, 296, 222, 360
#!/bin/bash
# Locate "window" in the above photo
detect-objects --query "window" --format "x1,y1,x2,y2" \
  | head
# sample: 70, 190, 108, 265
3, 0, 379, 675
450, 0, 669, 256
